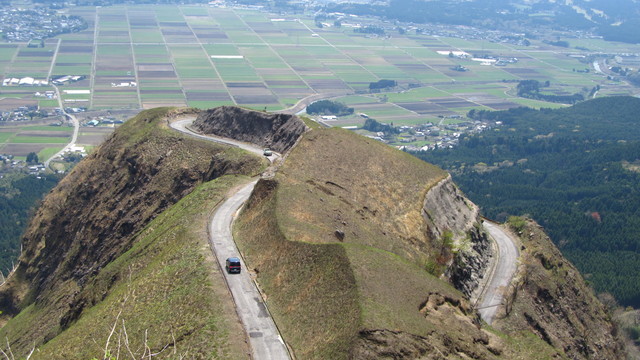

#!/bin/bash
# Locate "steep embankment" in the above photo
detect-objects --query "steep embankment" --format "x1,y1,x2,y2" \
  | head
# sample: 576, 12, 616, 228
191, 106, 307, 153
496, 217, 625, 359
0, 107, 264, 358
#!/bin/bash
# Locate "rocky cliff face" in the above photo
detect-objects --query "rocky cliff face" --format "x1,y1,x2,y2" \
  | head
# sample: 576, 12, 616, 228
446, 225, 492, 298
191, 106, 307, 153
421, 175, 479, 241
422, 175, 492, 297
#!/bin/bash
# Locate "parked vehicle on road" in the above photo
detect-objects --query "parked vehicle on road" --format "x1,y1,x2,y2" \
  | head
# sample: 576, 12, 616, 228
263, 148, 272, 156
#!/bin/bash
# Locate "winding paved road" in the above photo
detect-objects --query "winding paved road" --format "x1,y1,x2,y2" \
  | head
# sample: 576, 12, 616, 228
478, 221, 520, 324
170, 118, 289, 360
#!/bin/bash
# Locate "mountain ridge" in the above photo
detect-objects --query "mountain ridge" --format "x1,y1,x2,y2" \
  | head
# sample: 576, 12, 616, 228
0, 106, 626, 359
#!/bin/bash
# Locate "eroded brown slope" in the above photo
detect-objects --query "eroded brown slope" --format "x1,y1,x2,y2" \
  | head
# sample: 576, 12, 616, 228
0, 107, 264, 354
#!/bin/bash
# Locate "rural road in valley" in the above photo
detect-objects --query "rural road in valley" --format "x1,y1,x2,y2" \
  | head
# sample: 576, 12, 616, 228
478, 221, 520, 324
170, 118, 290, 360
44, 85, 80, 168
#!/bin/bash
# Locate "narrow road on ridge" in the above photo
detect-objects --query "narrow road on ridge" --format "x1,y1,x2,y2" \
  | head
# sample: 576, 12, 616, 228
170, 118, 290, 360
478, 221, 520, 325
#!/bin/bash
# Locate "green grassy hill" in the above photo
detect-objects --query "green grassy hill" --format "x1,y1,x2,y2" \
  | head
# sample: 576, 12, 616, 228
0, 108, 265, 358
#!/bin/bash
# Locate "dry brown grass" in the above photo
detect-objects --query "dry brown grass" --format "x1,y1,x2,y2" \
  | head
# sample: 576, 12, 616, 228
234, 180, 360, 360
275, 127, 447, 267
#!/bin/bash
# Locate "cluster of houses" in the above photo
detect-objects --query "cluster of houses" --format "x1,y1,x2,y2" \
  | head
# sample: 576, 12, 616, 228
34, 91, 57, 99
2, 75, 87, 87
0, 106, 44, 122
0, 6, 86, 42
363, 117, 496, 152
0, 154, 46, 175
110, 82, 137, 88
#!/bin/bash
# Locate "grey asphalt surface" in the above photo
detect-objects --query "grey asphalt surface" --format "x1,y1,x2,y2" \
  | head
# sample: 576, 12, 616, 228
170, 118, 289, 360
478, 221, 520, 324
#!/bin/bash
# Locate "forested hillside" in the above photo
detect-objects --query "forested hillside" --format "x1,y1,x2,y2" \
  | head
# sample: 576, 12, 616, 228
413, 96, 640, 307
0, 173, 59, 275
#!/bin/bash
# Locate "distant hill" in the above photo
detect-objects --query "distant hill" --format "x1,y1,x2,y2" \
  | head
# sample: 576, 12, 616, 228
326, 0, 640, 43
415, 96, 640, 307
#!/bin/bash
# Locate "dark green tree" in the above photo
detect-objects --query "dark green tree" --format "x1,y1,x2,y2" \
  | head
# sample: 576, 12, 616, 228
26, 152, 39, 164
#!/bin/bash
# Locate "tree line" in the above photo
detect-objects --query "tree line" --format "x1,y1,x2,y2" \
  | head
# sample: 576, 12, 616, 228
0, 173, 60, 275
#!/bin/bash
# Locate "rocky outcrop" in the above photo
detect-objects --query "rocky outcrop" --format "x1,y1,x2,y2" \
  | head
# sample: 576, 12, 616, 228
422, 175, 491, 296
352, 293, 504, 359
192, 106, 307, 153
422, 175, 479, 241
446, 225, 492, 297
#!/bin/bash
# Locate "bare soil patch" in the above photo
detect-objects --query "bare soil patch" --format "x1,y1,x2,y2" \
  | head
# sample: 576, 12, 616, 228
226, 82, 266, 88
429, 97, 476, 107
2, 143, 50, 155
17, 51, 53, 57
265, 80, 307, 87
158, 22, 188, 27
271, 88, 312, 96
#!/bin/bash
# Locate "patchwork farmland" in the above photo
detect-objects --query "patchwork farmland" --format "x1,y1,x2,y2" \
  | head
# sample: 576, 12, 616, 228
1, 4, 639, 126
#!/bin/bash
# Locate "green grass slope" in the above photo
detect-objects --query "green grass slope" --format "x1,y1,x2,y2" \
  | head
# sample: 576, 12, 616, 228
0, 107, 265, 358
32, 177, 252, 359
